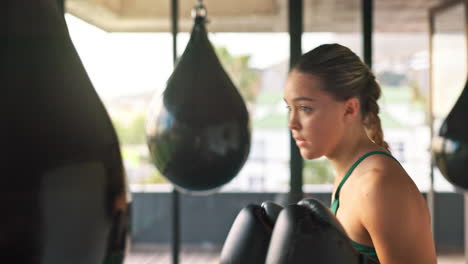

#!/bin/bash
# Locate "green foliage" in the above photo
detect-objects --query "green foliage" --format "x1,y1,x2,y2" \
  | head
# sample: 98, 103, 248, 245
121, 147, 141, 165
377, 71, 407, 86
303, 159, 335, 184
214, 46, 259, 103
380, 85, 410, 103
112, 114, 146, 145
407, 79, 427, 111
121, 146, 168, 184
253, 113, 287, 129
379, 111, 403, 128
136, 171, 168, 184
255, 90, 283, 105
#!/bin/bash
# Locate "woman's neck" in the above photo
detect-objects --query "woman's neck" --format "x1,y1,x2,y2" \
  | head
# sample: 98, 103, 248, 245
326, 127, 383, 183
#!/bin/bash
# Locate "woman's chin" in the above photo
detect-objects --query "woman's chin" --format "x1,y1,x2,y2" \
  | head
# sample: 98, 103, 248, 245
299, 149, 322, 160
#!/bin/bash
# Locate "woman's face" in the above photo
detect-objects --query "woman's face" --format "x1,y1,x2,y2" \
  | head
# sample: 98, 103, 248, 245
284, 71, 348, 160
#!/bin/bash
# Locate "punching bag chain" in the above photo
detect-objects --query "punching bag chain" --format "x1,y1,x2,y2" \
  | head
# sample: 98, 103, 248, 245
192, 0, 207, 19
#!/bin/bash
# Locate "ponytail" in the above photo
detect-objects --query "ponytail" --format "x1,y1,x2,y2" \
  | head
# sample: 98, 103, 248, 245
362, 79, 390, 152
363, 102, 390, 152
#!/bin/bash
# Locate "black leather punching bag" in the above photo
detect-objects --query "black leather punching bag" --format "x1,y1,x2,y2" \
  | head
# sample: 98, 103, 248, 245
433, 79, 468, 190
146, 4, 251, 192
2, 0, 128, 263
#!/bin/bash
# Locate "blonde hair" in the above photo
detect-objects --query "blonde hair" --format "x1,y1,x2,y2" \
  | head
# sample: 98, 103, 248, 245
293, 44, 390, 152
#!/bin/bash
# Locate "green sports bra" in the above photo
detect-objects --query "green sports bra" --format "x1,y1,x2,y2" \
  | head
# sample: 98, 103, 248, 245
330, 151, 400, 263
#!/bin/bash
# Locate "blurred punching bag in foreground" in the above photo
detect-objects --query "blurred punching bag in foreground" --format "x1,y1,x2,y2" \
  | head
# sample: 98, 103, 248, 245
146, 3, 251, 193
433, 79, 468, 190
2, 0, 128, 263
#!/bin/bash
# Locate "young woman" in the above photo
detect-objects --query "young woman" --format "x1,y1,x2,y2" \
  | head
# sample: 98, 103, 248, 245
283, 44, 437, 263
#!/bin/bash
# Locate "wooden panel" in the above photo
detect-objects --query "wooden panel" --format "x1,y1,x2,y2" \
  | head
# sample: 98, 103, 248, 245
66, 0, 453, 33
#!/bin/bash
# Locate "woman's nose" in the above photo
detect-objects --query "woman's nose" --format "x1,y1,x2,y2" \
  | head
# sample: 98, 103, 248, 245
288, 111, 300, 130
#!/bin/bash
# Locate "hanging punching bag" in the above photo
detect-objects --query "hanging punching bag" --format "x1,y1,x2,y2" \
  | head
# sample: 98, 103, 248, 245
2, 0, 128, 263
146, 3, 251, 192
433, 79, 468, 190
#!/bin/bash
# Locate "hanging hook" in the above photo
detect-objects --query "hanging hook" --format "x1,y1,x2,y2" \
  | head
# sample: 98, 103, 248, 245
191, 0, 207, 19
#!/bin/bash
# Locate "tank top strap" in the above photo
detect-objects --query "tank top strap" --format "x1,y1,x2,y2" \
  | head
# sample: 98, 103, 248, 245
330, 150, 397, 261
333, 151, 397, 201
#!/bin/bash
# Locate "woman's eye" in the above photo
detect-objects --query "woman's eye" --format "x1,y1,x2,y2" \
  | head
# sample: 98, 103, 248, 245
300, 106, 313, 113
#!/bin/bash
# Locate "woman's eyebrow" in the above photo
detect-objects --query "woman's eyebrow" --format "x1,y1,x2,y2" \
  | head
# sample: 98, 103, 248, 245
283, 97, 316, 103
292, 97, 316, 102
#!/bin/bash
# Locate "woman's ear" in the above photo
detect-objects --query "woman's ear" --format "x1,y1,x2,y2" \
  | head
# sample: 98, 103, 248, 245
343, 97, 361, 120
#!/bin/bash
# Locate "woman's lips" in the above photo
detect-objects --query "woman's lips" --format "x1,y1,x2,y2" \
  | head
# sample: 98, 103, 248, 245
295, 138, 306, 147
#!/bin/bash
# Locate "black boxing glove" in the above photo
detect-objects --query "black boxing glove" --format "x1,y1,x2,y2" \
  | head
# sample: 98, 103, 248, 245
265, 198, 378, 264
219, 201, 283, 264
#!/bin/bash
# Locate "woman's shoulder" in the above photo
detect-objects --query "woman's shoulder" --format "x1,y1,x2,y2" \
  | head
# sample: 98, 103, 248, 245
356, 151, 411, 187
354, 151, 429, 223
353, 152, 436, 263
